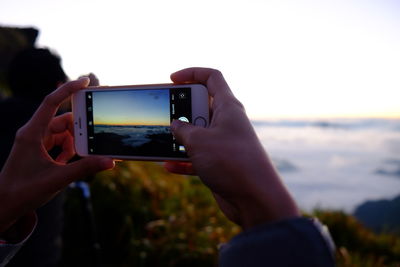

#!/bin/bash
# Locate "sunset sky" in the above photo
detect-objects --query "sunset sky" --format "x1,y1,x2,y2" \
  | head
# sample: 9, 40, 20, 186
1, 0, 399, 119
92, 89, 170, 126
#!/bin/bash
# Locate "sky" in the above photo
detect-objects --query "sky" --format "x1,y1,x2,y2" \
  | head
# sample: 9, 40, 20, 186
1, 0, 399, 119
92, 89, 170, 125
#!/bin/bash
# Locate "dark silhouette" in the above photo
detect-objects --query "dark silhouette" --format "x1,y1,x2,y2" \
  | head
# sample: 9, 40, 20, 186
0, 48, 67, 165
354, 195, 400, 234
0, 26, 39, 97
0, 48, 67, 267
7, 48, 67, 101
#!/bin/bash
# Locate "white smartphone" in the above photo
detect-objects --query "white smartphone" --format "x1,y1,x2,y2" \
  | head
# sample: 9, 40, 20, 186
72, 83, 209, 161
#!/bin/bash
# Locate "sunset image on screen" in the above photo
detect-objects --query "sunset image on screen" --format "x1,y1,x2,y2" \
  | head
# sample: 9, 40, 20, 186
91, 89, 173, 156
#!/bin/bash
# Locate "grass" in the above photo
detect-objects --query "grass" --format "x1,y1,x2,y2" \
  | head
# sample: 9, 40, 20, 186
61, 161, 400, 267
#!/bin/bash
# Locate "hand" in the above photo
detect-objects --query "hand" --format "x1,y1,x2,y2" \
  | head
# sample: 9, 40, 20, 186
0, 78, 114, 234
165, 68, 300, 230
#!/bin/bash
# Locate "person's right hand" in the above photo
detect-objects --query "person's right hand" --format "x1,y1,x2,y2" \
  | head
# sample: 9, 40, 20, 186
0, 78, 114, 235
165, 68, 300, 230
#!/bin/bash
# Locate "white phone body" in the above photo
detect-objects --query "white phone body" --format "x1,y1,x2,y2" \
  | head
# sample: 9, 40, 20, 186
72, 83, 209, 161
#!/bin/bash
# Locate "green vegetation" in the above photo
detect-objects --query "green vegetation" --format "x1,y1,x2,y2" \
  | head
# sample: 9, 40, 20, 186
62, 161, 400, 266
315, 210, 400, 267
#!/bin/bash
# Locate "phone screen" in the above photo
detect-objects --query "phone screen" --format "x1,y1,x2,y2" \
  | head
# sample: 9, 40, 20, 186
85, 87, 191, 158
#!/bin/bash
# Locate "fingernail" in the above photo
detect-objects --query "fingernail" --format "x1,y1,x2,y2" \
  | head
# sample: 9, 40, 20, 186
79, 76, 90, 86
100, 158, 115, 170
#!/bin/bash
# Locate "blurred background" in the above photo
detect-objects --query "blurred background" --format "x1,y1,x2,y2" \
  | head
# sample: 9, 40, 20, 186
1, 0, 400, 266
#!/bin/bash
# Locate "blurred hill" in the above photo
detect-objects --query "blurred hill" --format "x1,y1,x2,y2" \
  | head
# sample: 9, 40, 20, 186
354, 195, 400, 234
62, 161, 400, 266
0, 26, 38, 96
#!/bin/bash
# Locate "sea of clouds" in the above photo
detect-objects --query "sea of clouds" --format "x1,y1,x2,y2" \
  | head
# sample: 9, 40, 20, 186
253, 118, 400, 212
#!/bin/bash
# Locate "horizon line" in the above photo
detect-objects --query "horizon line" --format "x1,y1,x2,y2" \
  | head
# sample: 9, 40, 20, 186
248, 114, 400, 121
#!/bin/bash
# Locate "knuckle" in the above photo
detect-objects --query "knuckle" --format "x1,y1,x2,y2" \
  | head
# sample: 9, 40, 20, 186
220, 97, 245, 112
183, 129, 203, 151
231, 97, 245, 110
43, 93, 57, 108
15, 125, 33, 144
209, 69, 223, 79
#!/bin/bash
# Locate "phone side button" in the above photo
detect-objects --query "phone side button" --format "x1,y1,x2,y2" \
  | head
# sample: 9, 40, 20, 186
194, 117, 207, 127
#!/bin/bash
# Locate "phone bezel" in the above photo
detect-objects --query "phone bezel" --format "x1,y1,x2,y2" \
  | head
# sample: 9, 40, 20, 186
72, 83, 209, 161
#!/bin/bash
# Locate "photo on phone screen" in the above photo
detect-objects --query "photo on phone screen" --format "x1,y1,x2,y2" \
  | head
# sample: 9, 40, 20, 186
85, 87, 192, 158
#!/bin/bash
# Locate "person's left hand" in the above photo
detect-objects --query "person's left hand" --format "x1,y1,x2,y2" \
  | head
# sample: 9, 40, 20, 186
0, 78, 115, 234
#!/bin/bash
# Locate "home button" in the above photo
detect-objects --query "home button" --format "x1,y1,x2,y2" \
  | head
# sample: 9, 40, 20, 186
194, 117, 207, 127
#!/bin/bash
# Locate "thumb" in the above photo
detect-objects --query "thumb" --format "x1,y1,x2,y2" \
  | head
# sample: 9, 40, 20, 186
171, 119, 198, 146
62, 156, 115, 183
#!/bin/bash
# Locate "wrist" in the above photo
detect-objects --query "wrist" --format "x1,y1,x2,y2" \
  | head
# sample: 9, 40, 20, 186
0, 211, 37, 244
236, 191, 300, 230
233, 155, 300, 230
0, 184, 22, 234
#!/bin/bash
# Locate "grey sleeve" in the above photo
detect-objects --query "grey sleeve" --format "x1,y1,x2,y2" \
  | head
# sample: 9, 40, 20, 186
219, 217, 336, 267
0, 243, 25, 267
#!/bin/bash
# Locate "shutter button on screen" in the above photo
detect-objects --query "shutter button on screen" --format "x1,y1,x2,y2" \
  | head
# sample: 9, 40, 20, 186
178, 117, 189, 123
194, 117, 207, 127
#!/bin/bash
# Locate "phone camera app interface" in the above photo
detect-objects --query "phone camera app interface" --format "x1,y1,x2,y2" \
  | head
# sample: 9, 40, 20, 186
86, 87, 191, 158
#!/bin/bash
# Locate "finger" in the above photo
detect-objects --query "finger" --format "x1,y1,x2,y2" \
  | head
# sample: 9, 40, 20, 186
170, 68, 232, 98
56, 133, 75, 163
48, 112, 74, 136
28, 77, 90, 137
170, 120, 198, 147
88, 73, 100, 86
164, 161, 196, 175
44, 131, 74, 157
61, 156, 115, 184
